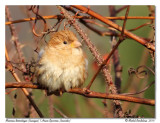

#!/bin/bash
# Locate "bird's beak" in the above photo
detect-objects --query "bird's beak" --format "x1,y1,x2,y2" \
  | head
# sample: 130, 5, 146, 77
70, 41, 82, 48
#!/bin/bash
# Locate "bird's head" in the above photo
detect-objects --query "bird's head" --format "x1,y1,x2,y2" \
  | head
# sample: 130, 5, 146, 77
48, 30, 82, 50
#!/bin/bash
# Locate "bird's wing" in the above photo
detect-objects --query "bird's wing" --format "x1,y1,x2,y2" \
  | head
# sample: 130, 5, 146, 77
85, 58, 88, 72
37, 48, 45, 62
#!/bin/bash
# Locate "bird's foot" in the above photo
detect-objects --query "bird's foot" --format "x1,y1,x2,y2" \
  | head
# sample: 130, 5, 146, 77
59, 88, 64, 96
83, 88, 91, 94
46, 88, 64, 96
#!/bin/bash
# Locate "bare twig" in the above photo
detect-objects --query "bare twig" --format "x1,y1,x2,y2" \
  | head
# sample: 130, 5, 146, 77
5, 82, 155, 106
128, 21, 153, 32
5, 46, 44, 118
121, 6, 130, 36
123, 65, 155, 96
122, 48, 153, 112
116, 6, 129, 13
5, 16, 155, 25
84, 19, 109, 29
53, 106, 68, 118
121, 81, 155, 96
71, 5, 155, 52
29, 6, 47, 37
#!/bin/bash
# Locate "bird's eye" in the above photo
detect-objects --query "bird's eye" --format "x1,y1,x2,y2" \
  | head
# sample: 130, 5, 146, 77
63, 41, 67, 44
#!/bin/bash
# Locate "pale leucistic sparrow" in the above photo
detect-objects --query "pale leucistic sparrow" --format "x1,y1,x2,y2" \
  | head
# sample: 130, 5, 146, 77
36, 30, 88, 95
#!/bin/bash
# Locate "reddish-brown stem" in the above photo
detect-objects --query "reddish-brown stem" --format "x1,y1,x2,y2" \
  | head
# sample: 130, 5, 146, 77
84, 19, 109, 29
128, 21, 153, 31
5, 16, 155, 25
64, 5, 152, 42
32, 16, 47, 37
5, 82, 155, 106
5, 46, 44, 118
116, 5, 129, 13
29, 6, 47, 37
86, 31, 123, 90
121, 6, 130, 37
71, 5, 155, 52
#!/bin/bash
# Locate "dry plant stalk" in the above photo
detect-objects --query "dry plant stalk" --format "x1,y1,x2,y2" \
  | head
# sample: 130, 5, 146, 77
5, 6, 26, 72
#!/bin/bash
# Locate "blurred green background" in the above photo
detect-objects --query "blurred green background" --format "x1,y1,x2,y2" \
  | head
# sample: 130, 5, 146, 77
5, 5, 155, 118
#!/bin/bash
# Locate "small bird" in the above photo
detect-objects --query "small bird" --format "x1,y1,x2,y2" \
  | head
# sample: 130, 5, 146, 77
36, 30, 88, 95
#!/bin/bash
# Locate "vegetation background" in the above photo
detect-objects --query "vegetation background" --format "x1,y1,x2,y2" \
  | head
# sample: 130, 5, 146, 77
5, 5, 155, 118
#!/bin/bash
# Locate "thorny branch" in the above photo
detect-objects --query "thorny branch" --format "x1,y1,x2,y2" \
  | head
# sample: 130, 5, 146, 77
5, 6, 26, 73
86, 6, 130, 92
57, 5, 124, 117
